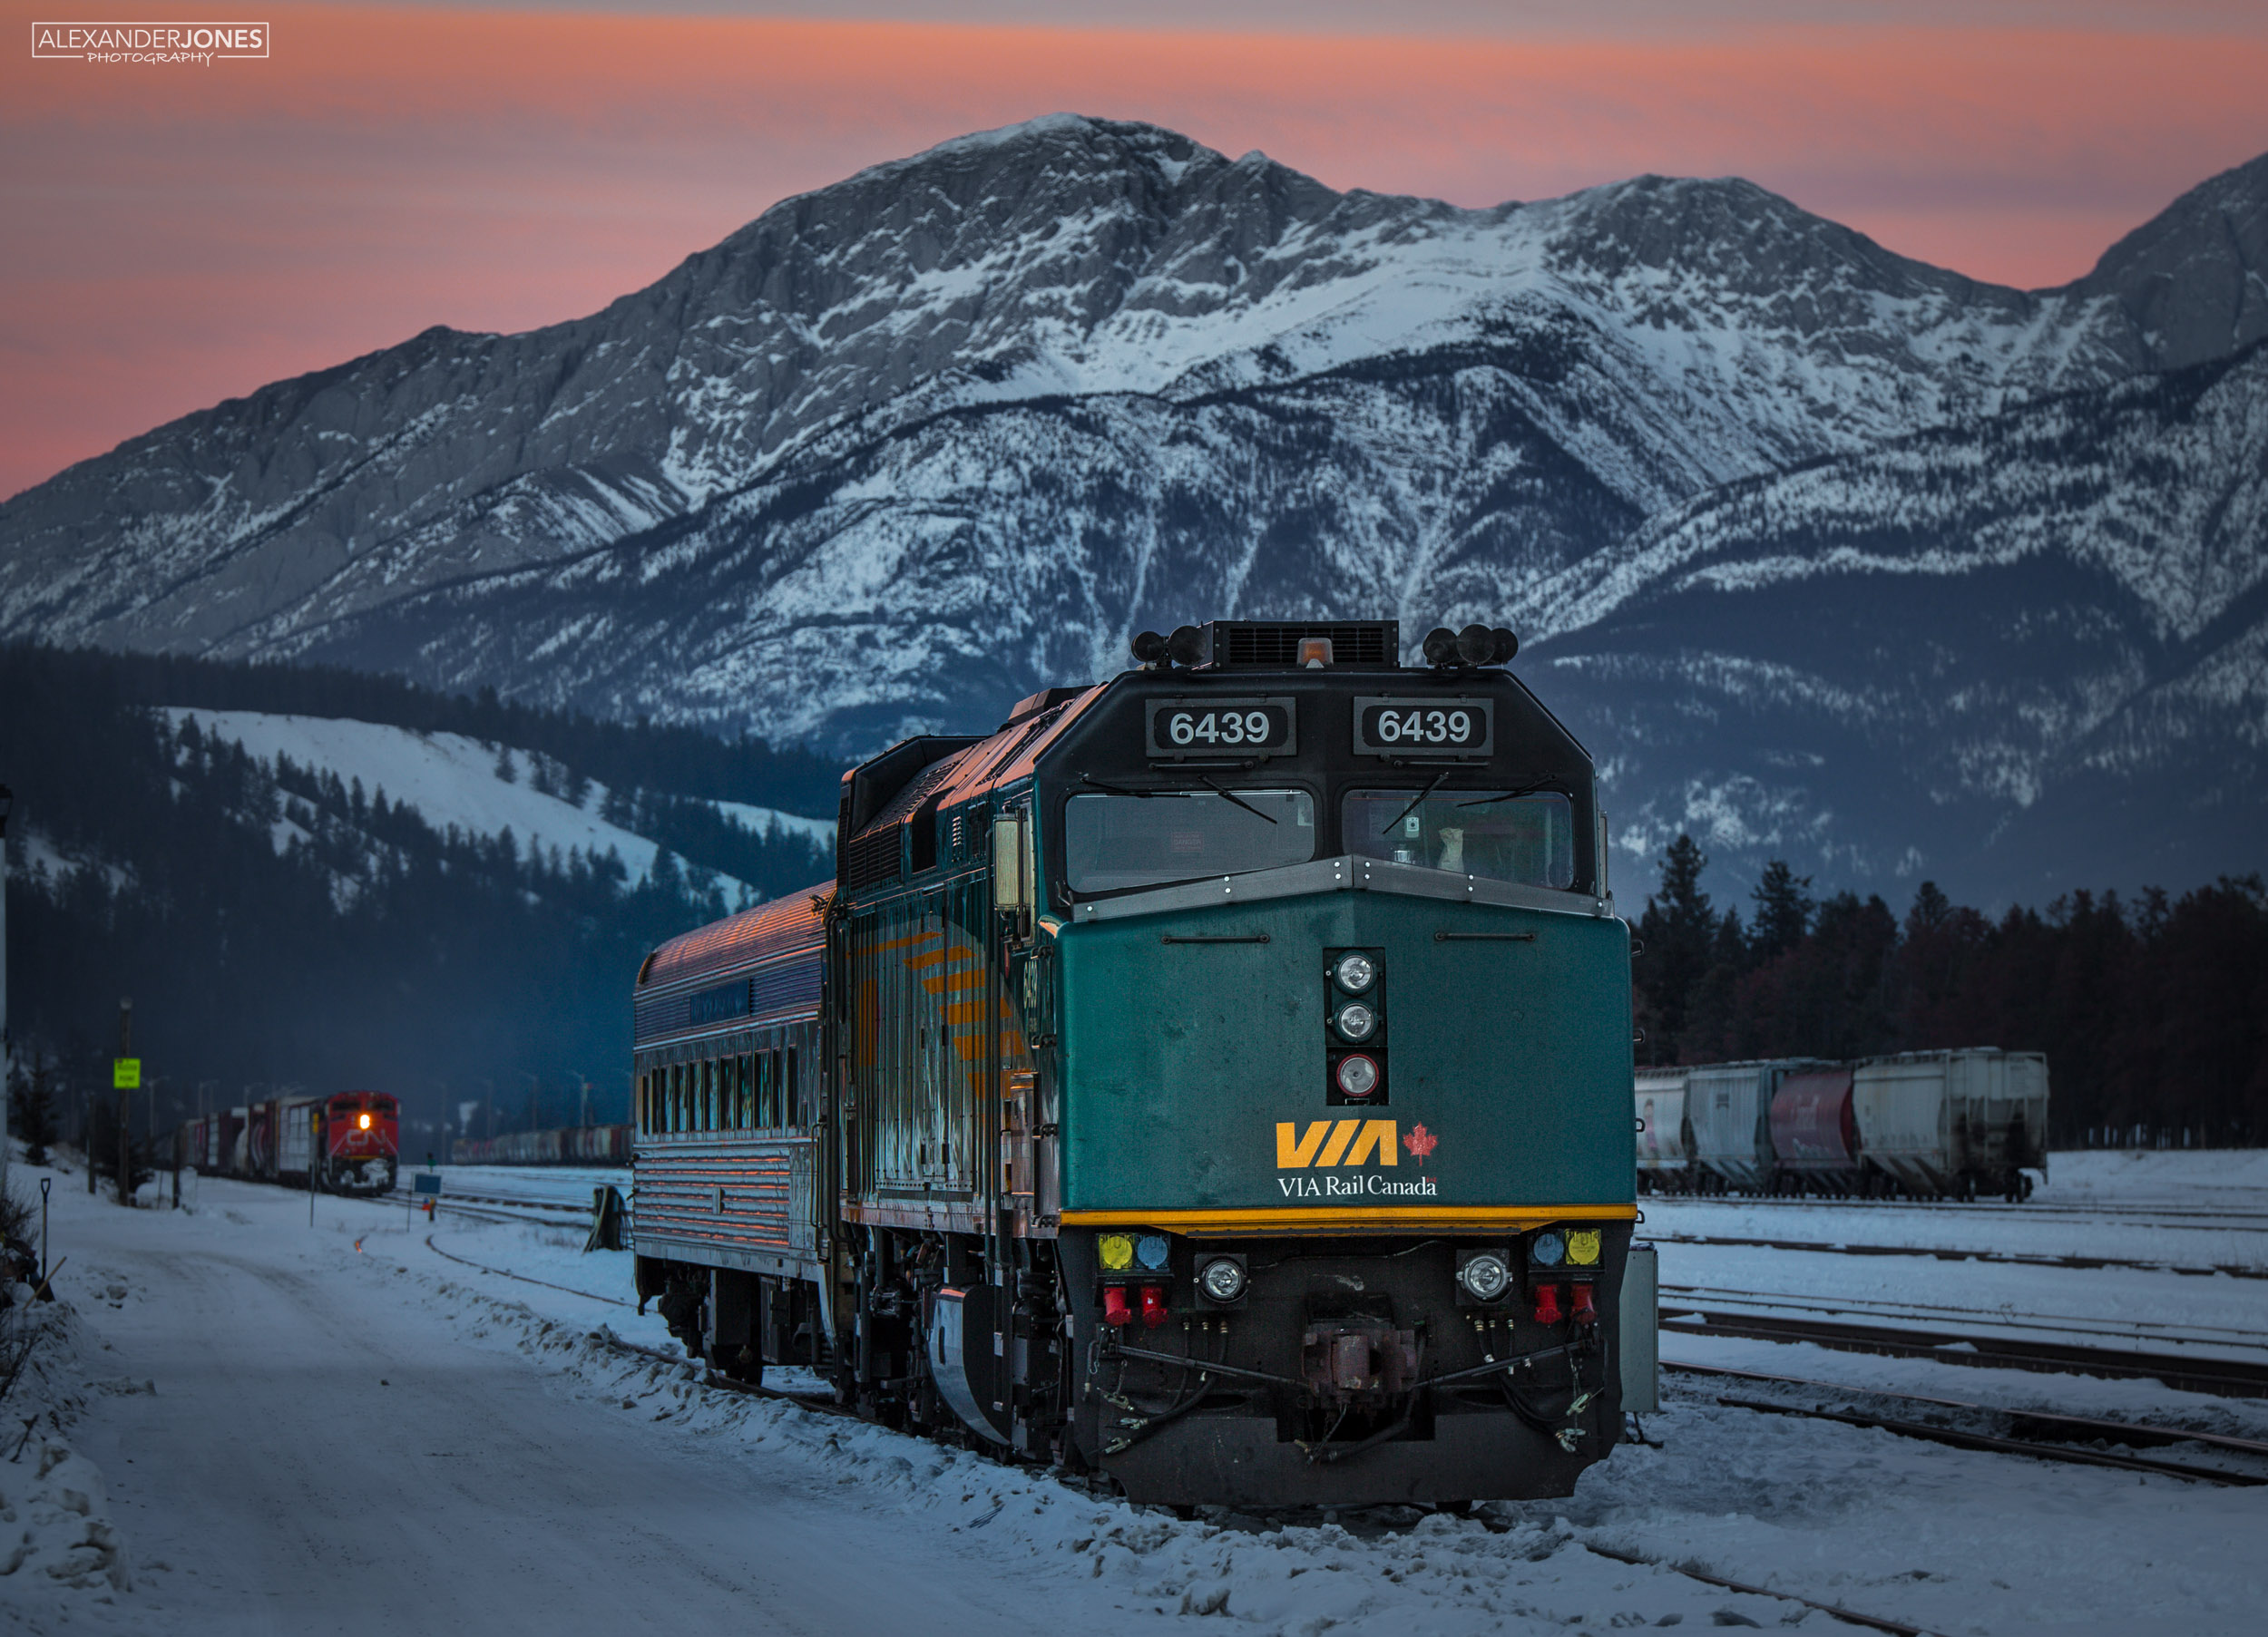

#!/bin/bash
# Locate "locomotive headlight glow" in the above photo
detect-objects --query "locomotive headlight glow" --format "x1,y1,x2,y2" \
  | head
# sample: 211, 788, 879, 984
1458, 1252, 1510, 1301
358, 1113, 372, 1130
1099, 1233, 1136, 1272
1332, 952, 1376, 994
1333, 1001, 1377, 1042
1135, 1234, 1171, 1272
1334, 1053, 1381, 1099
1530, 1230, 1567, 1267
1566, 1229, 1601, 1266
1198, 1257, 1247, 1303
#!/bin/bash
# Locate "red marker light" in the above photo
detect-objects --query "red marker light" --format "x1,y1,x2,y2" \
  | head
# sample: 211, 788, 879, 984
1533, 1282, 1562, 1325
1102, 1286, 1133, 1328
1139, 1285, 1169, 1329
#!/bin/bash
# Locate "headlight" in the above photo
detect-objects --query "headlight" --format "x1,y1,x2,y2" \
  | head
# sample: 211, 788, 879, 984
1099, 1233, 1135, 1272
1135, 1233, 1170, 1272
1333, 952, 1376, 993
1566, 1229, 1601, 1266
1333, 1001, 1377, 1041
1334, 1053, 1380, 1099
358, 1113, 372, 1130
1198, 1257, 1247, 1303
1458, 1252, 1510, 1301
1530, 1230, 1567, 1267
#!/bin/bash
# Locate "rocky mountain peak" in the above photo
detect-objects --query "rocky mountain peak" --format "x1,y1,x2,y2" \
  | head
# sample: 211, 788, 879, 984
2075, 151, 2268, 369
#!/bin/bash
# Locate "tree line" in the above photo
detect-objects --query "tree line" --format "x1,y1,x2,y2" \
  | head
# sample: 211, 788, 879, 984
1631, 835, 2268, 1145
9, 641, 843, 814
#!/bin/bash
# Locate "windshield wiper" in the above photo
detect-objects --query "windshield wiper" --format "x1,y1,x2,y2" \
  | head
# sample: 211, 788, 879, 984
1380, 772, 1448, 836
1455, 779, 1556, 809
1198, 775, 1278, 824
1080, 774, 1170, 798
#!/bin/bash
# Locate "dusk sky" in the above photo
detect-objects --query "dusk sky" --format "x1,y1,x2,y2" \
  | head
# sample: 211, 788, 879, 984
5, 0, 2266, 501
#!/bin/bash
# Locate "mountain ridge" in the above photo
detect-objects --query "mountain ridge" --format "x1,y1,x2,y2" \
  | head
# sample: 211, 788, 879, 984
3, 115, 2264, 901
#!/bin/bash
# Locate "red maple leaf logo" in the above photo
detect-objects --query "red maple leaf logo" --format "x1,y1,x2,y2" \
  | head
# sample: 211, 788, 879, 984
1403, 1123, 1438, 1163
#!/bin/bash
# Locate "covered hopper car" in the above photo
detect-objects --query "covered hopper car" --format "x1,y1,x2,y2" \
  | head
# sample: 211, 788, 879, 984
1630, 1047, 2048, 1199
631, 619, 1650, 1508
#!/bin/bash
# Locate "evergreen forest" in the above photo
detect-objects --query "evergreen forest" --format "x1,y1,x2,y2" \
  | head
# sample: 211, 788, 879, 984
1631, 837, 2268, 1145
1, 642, 834, 1150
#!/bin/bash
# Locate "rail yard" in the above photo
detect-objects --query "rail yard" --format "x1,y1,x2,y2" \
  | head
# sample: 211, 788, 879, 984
19, 1144, 2262, 1637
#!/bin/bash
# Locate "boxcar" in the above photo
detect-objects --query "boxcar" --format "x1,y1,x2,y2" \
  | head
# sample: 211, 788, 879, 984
631, 619, 1643, 1508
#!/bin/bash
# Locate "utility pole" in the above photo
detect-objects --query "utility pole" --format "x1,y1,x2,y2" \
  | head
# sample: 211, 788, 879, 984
0, 784, 12, 1198
115, 998, 134, 1207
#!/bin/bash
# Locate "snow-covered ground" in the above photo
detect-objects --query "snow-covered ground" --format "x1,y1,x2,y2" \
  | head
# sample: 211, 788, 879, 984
168, 710, 831, 891
10, 1155, 2267, 1634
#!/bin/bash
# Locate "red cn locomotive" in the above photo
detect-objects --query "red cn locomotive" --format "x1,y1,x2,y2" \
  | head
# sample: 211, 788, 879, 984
181, 1089, 399, 1194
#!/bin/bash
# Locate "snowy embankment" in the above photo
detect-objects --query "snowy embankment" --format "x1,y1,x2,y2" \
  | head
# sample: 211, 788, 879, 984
166, 709, 830, 890
0, 1267, 133, 1621
21, 1153, 2268, 1634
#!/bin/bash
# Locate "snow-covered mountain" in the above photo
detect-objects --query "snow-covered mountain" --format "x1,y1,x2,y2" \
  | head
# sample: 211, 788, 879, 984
2, 119, 2263, 901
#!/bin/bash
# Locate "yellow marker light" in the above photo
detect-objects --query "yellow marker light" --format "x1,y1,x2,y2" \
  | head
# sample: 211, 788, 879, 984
1098, 1233, 1136, 1272
358, 1113, 372, 1130
1566, 1229, 1602, 1266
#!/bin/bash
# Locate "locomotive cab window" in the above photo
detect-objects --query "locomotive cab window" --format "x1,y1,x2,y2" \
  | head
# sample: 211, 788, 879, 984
1342, 788, 1577, 890
1064, 789, 1315, 894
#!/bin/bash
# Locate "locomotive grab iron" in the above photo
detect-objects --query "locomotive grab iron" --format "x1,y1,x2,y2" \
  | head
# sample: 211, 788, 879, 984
629, 619, 1648, 1506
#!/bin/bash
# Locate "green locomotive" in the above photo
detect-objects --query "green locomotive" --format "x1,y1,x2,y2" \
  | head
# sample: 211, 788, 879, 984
631, 619, 1645, 1506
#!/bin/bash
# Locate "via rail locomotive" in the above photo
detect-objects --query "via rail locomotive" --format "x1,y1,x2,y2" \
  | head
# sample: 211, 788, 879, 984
180, 1090, 400, 1194
630, 619, 1649, 1507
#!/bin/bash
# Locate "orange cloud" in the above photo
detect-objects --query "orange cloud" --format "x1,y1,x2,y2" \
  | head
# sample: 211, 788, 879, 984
3, 3, 2263, 497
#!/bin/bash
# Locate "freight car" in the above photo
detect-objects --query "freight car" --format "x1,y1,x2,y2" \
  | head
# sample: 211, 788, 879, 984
450, 1125, 633, 1166
181, 1090, 399, 1194
1633, 1067, 1691, 1194
631, 619, 1650, 1509
1628, 1048, 2048, 1200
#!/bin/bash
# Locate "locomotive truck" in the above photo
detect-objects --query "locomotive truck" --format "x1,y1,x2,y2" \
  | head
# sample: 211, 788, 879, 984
629, 619, 1649, 1507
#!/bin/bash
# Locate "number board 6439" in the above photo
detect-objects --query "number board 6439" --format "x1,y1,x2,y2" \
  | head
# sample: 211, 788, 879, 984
1351, 696, 1495, 759
1144, 697, 1296, 760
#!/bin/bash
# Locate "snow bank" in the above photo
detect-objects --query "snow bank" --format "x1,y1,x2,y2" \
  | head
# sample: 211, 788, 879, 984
0, 1283, 134, 1617
2047, 1148, 2268, 1209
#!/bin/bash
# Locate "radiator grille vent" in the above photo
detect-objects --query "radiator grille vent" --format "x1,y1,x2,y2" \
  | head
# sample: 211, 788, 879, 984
842, 825, 903, 892
1209, 620, 1398, 667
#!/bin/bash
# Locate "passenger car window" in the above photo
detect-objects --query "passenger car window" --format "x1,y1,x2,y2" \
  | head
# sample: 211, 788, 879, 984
1342, 789, 1576, 890
1064, 789, 1315, 893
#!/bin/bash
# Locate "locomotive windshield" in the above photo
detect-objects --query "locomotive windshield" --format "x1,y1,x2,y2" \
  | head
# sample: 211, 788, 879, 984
1063, 788, 1315, 893
1342, 788, 1576, 889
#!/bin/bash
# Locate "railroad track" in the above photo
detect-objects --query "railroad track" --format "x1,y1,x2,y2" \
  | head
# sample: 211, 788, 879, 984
1659, 1295, 2268, 1399
1667, 1359, 2268, 1486
1644, 1196, 2268, 1231
1648, 1230, 2268, 1280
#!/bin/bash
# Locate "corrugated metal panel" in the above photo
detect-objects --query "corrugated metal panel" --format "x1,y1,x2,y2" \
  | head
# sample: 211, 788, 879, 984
632, 1141, 810, 1255
640, 887, 832, 992
635, 957, 824, 1045
847, 882, 1017, 1208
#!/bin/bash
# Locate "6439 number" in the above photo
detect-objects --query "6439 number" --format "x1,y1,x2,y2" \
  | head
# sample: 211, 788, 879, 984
1353, 697, 1494, 758
1145, 698, 1295, 759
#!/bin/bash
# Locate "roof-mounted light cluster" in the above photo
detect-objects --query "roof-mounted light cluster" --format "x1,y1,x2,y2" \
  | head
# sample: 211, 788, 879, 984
1421, 623, 1518, 667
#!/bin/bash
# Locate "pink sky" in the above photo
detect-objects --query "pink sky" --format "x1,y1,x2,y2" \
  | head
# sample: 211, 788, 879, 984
4, 2, 2265, 500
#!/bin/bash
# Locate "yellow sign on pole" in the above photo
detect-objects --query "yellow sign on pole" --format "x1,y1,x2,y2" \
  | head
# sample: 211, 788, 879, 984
112, 1057, 141, 1090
